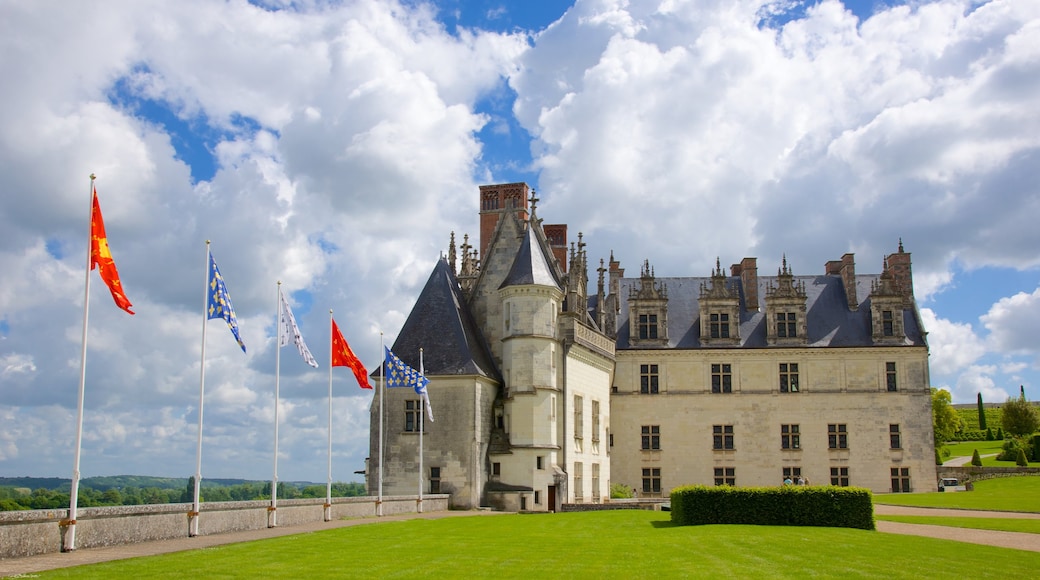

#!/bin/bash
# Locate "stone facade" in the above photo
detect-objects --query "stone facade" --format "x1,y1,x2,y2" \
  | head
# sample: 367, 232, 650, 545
371, 183, 936, 511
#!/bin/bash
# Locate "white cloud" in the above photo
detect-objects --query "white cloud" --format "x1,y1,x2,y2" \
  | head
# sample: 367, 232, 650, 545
981, 287, 1040, 354
918, 308, 986, 376
0, 0, 1037, 480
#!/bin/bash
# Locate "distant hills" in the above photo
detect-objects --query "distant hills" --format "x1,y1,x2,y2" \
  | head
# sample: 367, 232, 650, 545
0, 475, 323, 492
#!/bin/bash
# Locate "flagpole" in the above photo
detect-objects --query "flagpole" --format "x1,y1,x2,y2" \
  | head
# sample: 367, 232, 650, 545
325, 309, 334, 522
191, 241, 211, 537
63, 174, 96, 552
418, 347, 424, 514
377, 333, 384, 517
270, 282, 282, 528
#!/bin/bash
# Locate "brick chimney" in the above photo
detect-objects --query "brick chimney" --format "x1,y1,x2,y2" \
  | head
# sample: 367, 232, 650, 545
825, 253, 858, 311
478, 183, 529, 260
885, 239, 914, 306
731, 257, 759, 311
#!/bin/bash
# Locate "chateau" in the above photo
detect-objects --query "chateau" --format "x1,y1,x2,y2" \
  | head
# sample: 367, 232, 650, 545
368, 182, 936, 510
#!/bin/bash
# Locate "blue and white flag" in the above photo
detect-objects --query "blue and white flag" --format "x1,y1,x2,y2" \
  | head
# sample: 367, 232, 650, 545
279, 291, 318, 367
207, 253, 246, 353
385, 346, 433, 421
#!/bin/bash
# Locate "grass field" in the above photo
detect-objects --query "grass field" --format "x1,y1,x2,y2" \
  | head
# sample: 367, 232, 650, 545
873, 475, 1040, 512
30, 510, 1040, 580
942, 440, 1039, 466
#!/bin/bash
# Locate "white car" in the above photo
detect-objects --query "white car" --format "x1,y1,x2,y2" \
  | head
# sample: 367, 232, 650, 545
938, 477, 966, 492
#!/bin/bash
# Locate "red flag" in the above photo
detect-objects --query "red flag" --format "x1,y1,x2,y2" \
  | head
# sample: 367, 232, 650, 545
90, 189, 134, 315
332, 318, 371, 389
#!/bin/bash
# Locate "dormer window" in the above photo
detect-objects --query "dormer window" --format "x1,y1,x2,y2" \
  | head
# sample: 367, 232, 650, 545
639, 314, 659, 339
776, 312, 797, 338
882, 310, 894, 336
709, 313, 730, 338
764, 256, 807, 346
699, 259, 741, 346
628, 260, 668, 347
870, 259, 906, 345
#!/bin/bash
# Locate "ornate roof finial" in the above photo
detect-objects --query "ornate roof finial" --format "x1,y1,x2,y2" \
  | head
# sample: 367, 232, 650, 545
782, 253, 788, 275
898, 237, 904, 253
529, 189, 538, 215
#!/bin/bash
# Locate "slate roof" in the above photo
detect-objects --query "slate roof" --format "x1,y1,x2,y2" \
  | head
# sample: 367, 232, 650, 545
615, 274, 926, 349
388, 258, 501, 380
499, 222, 561, 290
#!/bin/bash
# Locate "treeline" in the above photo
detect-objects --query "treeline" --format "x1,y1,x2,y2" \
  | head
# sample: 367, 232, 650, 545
0, 479, 365, 511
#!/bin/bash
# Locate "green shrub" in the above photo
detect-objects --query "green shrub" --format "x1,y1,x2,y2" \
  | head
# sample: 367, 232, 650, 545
986, 427, 994, 441
669, 485, 874, 530
998, 437, 1027, 461
952, 429, 987, 441
610, 483, 634, 499
1032, 435, 1040, 462
998, 427, 1004, 440
1016, 448, 1029, 466
934, 448, 942, 465
970, 449, 982, 466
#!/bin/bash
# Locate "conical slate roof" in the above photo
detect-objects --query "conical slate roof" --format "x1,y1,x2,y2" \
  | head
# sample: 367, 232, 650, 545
389, 258, 500, 380
499, 221, 561, 289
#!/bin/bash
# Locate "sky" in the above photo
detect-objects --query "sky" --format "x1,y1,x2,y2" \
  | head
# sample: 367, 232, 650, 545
1, 0, 1038, 483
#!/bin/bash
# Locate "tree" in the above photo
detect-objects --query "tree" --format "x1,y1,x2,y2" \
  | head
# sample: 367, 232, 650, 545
1016, 448, 1029, 466
977, 392, 987, 430
1001, 395, 1039, 438
971, 449, 982, 466
932, 387, 962, 445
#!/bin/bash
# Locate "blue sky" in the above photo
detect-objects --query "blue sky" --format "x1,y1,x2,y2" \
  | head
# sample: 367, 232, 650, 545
1, 0, 1038, 482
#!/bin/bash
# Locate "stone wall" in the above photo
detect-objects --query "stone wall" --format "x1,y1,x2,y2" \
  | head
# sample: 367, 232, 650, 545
936, 466, 1040, 483
0, 495, 448, 560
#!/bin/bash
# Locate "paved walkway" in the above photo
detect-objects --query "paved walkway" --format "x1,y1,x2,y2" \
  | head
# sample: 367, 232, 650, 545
942, 453, 998, 467
3, 506, 1037, 576
874, 504, 1040, 552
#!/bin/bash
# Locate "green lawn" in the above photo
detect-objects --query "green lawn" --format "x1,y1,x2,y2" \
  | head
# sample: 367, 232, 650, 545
942, 440, 1039, 466
30, 511, 1039, 579
875, 515, 1040, 535
874, 475, 1040, 512
944, 440, 1005, 458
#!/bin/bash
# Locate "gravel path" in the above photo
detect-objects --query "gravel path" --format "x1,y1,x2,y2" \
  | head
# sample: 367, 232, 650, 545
874, 504, 1040, 552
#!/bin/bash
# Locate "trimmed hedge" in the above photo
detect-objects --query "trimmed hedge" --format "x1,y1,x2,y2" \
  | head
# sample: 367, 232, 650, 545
670, 485, 875, 531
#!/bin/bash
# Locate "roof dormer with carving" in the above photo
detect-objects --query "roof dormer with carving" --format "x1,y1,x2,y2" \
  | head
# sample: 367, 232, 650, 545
627, 259, 668, 347
869, 257, 907, 345
698, 258, 740, 346
764, 255, 808, 345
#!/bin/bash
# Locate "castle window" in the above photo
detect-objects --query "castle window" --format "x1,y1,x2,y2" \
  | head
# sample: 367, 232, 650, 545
640, 364, 659, 394
503, 301, 511, 332
642, 468, 661, 494
430, 467, 441, 493
592, 464, 601, 502
828, 424, 848, 449
641, 425, 660, 450
492, 462, 501, 476
574, 463, 583, 501
830, 467, 849, 487
405, 400, 426, 432
782, 467, 802, 485
882, 310, 894, 336
714, 467, 735, 486
711, 363, 732, 393
638, 314, 659, 339
779, 363, 799, 393
709, 313, 730, 339
592, 401, 601, 443
886, 362, 898, 391
536, 456, 544, 470
534, 491, 540, 504
713, 425, 734, 450
776, 312, 797, 338
889, 424, 901, 449
891, 467, 911, 493
781, 424, 800, 449
574, 396, 584, 453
